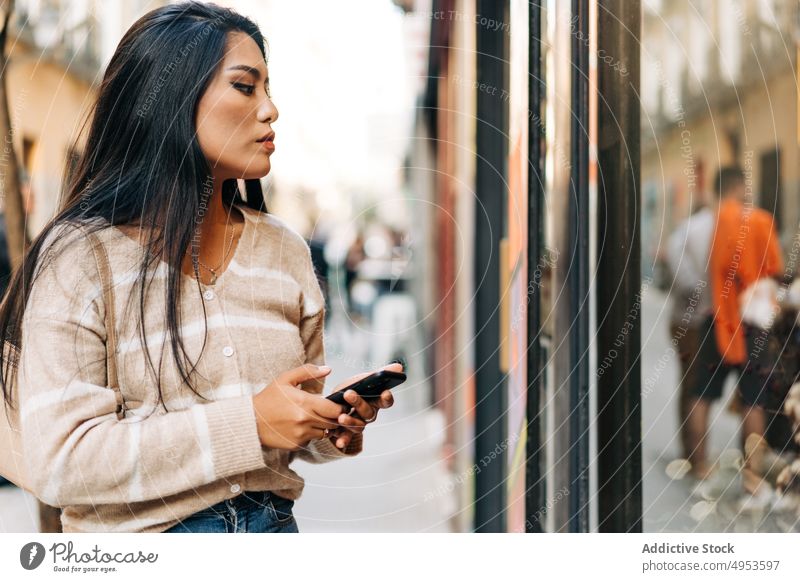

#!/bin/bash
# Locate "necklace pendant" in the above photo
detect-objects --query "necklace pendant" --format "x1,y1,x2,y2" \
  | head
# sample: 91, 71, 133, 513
209, 271, 217, 285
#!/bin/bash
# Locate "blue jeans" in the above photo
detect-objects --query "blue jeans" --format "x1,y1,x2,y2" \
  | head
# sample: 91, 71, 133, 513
163, 490, 299, 533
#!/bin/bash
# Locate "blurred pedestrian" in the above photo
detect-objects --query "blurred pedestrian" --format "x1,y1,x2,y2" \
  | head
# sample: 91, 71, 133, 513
686, 166, 784, 491
665, 201, 714, 461
307, 237, 330, 321
344, 232, 365, 313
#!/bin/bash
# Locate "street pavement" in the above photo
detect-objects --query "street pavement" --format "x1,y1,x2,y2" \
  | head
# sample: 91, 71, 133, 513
294, 305, 453, 532
642, 286, 800, 532
0, 482, 38, 533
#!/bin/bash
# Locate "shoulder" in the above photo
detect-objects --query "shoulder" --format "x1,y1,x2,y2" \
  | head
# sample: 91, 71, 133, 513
34, 219, 129, 290
749, 208, 777, 230
27, 221, 110, 318
37, 221, 97, 269
241, 206, 312, 257
37, 220, 126, 270
683, 208, 714, 236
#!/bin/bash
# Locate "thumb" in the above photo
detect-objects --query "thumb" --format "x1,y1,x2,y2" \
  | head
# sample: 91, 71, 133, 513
280, 364, 332, 386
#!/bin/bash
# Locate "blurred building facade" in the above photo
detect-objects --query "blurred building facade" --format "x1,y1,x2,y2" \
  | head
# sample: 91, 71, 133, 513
403, 0, 539, 534
5, 0, 168, 235
400, 0, 646, 534
641, 0, 799, 279
400, 0, 479, 534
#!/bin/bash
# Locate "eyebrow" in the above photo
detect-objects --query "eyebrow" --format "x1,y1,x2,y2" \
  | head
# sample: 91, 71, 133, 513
225, 64, 269, 83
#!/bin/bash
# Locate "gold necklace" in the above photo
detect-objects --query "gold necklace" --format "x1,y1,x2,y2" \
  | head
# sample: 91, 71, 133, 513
188, 226, 235, 285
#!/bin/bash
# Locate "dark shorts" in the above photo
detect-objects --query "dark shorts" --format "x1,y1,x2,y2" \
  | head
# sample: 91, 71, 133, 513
671, 322, 701, 396
690, 316, 773, 407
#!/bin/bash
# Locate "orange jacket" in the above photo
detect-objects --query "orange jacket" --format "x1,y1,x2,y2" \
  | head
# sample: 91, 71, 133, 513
709, 198, 783, 364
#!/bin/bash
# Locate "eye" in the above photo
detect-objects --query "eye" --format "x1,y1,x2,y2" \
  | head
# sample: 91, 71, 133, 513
232, 82, 255, 96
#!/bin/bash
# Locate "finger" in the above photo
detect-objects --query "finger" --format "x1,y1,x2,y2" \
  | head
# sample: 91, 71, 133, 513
334, 430, 352, 450
309, 417, 340, 432
280, 364, 332, 386
316, 423, 352, 439
338, 413, 366, 433
308, 394, 349, 420
381, 362, 404, 374
378, 389, 394, 409
314, 426, 339, 441
303, 394, 341, 429
343, 390, 375, 421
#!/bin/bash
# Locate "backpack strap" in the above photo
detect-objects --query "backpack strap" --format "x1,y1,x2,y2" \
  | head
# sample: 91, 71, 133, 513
83, 229, 125, 420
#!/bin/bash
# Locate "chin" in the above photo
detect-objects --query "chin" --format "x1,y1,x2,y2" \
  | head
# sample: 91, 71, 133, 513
240, 162, 271, 179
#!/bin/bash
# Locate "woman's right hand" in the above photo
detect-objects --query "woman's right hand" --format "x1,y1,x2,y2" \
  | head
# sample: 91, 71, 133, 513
251, 364, 346, 450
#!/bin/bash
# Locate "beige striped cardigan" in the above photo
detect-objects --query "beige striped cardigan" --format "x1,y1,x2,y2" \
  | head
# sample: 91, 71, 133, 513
17, 202, 359, 532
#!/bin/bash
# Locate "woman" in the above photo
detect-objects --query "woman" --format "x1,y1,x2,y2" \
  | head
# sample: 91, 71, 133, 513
0, 1, 398, 533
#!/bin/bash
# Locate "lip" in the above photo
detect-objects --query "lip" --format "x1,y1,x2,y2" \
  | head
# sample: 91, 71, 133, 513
256, 132, 275, 153
256, 132, 275, 143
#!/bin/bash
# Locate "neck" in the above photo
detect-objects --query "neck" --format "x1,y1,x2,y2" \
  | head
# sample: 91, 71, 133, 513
181, 179, 244, 274
203, 180, 240, 226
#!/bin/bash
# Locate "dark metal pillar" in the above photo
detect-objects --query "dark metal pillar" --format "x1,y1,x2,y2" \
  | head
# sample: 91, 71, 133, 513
596, 0, 643, 533
474, 0, 509, 532
568, 0, 591, 533
525, 0, 545, 534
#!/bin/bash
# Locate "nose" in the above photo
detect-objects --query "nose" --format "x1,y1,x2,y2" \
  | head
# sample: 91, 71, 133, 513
257, 95, 278, 124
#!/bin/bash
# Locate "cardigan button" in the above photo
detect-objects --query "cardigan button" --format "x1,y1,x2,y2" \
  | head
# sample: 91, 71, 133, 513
230, 484, 241, 494
203, 289, 215, 301
222, 346, 234, 357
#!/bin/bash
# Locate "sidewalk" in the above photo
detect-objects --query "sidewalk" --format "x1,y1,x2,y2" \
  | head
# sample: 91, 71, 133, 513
0, 484, 38, 533
641, 287, 800, 532
294, 306, 452, 532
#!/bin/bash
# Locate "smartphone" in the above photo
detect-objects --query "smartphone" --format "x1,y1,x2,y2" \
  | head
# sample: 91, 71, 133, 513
326, 370, 407, 407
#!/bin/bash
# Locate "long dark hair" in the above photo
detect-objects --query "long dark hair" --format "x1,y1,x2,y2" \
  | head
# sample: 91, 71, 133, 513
0, 1, 270, 413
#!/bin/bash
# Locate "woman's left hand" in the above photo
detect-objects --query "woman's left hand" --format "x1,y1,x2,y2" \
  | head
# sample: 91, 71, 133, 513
327, 362, 401, 450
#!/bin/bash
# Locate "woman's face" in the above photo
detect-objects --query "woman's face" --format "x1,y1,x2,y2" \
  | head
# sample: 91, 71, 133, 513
195, 31, 278, 180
